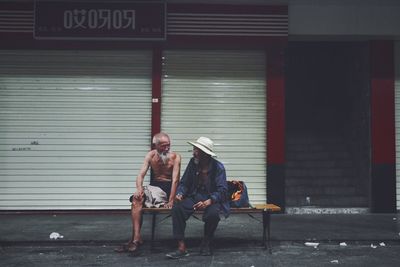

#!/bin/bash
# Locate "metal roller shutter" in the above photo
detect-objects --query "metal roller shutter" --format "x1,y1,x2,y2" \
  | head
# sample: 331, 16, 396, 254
161, 50, 267, 204
395, 41, 400, 211
0, 50, 152, 210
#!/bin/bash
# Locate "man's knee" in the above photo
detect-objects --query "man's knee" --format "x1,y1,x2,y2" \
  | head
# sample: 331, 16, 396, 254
206, 213, 220, 223
203, 206, 220, 222
131, 195, 144, 212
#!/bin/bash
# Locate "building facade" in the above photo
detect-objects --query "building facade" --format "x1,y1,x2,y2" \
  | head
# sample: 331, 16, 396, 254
0, 0, 399, 213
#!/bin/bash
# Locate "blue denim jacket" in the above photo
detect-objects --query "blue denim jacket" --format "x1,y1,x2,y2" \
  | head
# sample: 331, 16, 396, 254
177, 157, 230, 217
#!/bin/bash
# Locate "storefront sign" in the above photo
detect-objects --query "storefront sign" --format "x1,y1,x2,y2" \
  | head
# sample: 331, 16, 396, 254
34, 1, 165, 40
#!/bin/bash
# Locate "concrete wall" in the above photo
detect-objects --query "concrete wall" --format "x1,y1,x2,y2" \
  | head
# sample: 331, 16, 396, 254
289, 0, 400, 39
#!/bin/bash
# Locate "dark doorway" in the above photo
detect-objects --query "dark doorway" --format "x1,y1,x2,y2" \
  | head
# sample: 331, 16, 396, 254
285, 42, 371, 211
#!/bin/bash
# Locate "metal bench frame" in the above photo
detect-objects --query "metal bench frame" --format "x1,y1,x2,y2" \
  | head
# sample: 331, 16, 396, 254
142, 204, 281, 251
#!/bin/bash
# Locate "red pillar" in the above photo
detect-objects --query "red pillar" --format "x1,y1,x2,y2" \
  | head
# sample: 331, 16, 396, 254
151, 48, 162, 146
370, 40, 396, 212
266, 44, 286, 209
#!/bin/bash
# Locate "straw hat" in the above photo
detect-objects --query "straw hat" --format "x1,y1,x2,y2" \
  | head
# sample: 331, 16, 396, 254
188, 136, 216, 157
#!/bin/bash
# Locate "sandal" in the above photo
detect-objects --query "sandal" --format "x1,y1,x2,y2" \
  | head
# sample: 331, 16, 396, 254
166, 249, 189, 259
127, 240, 142, 254
114, 240, 143, 253
114, 243, 130, 253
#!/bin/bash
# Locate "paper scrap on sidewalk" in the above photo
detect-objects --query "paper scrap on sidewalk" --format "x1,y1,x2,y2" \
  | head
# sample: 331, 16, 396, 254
304, 242, 319, 248
339, 242, 347, 247
370, 244, 377, 249
379, 242, 386, 247
49, 232, 64, 240
330, 260, 339, 264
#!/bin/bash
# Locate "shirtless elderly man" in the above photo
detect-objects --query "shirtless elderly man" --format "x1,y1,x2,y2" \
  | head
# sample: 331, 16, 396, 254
115, 132, 181, 254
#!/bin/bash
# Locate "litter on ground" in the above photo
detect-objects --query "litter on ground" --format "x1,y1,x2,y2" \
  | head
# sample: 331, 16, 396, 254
304, 242, 319, 248
49, 232, 64, 240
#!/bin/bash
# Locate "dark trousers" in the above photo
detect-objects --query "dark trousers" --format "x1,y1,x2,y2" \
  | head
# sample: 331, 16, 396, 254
172, 193, 221, 240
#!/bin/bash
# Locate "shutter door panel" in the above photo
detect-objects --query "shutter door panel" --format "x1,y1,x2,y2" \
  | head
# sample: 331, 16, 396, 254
161, 50, 267, 204
0, 50, 152, 210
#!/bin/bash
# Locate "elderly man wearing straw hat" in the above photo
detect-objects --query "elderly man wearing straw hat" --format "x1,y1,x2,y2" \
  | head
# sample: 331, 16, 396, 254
166, 136, 230, 259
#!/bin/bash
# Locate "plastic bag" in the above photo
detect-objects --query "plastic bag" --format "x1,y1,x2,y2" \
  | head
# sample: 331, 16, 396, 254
227, 180, 250, 208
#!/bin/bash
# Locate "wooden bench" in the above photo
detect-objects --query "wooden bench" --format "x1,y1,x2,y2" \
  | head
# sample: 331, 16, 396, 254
142, 203, 281, 250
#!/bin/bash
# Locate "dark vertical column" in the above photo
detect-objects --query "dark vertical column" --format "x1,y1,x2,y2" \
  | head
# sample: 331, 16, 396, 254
266, 45, 286, 210
151, 48, 162, 146
370, 40, 396, 213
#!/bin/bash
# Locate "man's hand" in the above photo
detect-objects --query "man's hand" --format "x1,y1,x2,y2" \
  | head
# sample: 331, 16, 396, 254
164, 200, 174, 209
193, 199, 212, 211
175, 194, 183, 202
133, 188, 144, 200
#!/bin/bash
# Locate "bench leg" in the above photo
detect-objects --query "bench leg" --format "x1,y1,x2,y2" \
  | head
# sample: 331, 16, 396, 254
150, 213, 157, 251
262, 210, 271, 251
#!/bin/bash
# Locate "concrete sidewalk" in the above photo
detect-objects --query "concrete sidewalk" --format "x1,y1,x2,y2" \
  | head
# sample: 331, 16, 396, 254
1, 212, 400, 266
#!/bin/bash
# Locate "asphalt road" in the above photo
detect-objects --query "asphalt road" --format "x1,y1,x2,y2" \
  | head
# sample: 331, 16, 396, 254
1, 213, 400, 266
1, 240, 400, 267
